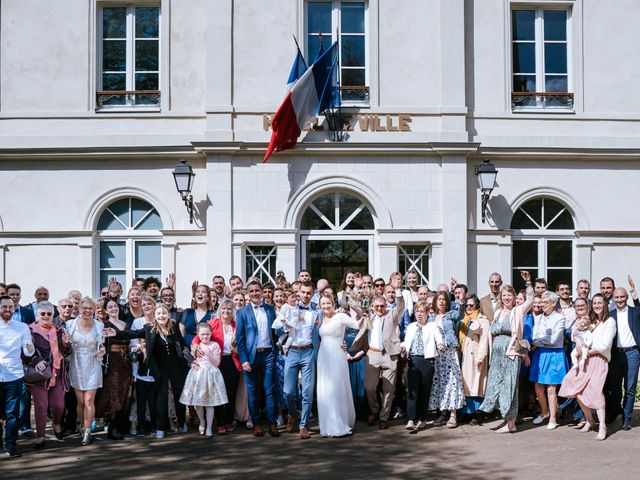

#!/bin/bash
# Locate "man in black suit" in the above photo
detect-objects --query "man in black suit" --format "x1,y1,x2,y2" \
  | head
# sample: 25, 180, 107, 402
5, 283, 35, 436
607, 288, 640, 430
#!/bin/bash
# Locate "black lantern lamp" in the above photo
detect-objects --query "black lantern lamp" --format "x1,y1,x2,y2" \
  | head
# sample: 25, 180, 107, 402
474, 159, 498, 224
172, 160, 195, 224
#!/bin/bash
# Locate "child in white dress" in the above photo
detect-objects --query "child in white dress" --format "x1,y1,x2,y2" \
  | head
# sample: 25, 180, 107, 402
179, 322, 228, 438
571, 317, 592, 369
273, 290, 301, 354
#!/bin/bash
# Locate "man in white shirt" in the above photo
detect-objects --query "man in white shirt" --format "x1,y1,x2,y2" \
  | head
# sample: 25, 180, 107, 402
607, 288, 640, 430
0, 295, 35, 458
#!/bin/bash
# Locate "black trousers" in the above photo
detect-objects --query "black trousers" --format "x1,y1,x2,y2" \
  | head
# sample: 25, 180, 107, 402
215, 355, 241, 426
406, 356, 435, 422
156, 366, 186, 432
62, 387, 78, 432
135, 379, 158, 433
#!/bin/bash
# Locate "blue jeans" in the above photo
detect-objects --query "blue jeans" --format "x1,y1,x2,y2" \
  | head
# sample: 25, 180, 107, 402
284, 348, 316, 429
19, 383, 32, 430
609, 348, 640, 421
0, 378, 24, 450
244, 350, 277, 425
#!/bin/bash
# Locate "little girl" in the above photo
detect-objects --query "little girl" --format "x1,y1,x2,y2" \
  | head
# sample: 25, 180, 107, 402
571, 316, 592, 369
273, 289, 301, 354
180, 323, 228, 438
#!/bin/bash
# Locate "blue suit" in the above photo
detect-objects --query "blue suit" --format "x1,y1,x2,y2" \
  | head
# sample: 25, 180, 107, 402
276, 306, 321, 429
607, 306, 640, 423
235, 302, 278, 425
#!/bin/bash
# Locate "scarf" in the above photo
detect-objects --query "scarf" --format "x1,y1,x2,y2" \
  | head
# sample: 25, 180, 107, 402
459, 310, 479, 350
30, 321, 63, 387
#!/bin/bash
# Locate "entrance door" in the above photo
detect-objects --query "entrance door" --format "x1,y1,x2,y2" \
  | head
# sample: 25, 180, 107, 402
302, 237, 370, 288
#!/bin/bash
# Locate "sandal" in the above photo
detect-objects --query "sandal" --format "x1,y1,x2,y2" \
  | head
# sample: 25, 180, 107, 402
446, 417, 458, 429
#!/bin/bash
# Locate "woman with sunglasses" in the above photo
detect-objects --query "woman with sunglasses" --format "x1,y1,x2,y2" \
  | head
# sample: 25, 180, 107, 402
25, 301, 72, 448
459, 294, 491, 425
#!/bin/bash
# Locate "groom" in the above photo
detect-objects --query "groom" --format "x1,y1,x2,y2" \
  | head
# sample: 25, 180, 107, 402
277, 281, 320, 439
236, 280, 280, 437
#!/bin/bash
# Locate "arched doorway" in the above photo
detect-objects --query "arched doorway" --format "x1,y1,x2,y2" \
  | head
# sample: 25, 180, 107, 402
299, 191, 375, 287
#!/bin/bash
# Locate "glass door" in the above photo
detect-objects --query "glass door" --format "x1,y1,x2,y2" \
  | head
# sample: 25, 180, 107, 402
301, 236, 371, 288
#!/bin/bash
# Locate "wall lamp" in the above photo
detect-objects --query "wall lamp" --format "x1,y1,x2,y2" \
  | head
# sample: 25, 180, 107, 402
172, 160, 195, 224
474, 159, 498, 224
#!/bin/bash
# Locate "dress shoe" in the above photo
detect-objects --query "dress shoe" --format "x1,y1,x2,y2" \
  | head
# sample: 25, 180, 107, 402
469, 418, 480, 426
299, 427, 311, 439
253, 425, 264, 437
54, 428, 64, 440
269, 425, 281, 437
623, 418, 632, 431
367, 414, 377, 426
108, 427, 123, 440
5, 448, 22, 458
33, 439, 46, 450
379, 420, 389, 430
286, 415, 299, 433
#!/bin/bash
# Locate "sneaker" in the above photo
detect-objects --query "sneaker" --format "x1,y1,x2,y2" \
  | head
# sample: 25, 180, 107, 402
405, 420, 416, 430
90, 419, 97, 432
18, 427, 34, 436
533, 413, 550, 425
180, 423, 189, 433
5, 448, 22, 458
276, 415, 285, 427
155, 430, 165, 439
246, 420, 254, 430
393, 408, 405, 419
547, 422, 559, 430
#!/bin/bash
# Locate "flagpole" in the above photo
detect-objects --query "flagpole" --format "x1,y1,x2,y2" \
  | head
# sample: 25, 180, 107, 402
335, 27, 344, 141
292, 34, 308, 69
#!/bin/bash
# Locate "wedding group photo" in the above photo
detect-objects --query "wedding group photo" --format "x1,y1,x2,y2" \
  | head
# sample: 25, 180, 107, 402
1, 0, 640, 479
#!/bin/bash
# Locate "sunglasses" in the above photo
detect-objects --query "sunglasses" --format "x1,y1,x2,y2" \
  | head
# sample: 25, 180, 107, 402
39, 312, 53, 317
374, 283, 385, 288
465, 304, 476, 309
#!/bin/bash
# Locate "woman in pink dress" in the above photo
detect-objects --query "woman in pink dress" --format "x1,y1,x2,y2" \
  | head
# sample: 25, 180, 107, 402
559, 294, 616, 440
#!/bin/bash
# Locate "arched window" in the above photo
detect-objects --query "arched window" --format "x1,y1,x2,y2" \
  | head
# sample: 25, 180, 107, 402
97, 197, 163, 292
511, 197, 575, 291
299, 192, 374, 288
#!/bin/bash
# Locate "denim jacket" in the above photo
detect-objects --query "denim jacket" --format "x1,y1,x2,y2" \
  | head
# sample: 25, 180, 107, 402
428, 310, 460, 348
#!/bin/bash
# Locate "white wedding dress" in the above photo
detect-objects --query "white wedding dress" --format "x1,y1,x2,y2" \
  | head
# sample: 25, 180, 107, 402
317, 312, 359, 437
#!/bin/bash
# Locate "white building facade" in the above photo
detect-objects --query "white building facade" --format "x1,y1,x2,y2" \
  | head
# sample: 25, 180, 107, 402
1, 0, 639, 305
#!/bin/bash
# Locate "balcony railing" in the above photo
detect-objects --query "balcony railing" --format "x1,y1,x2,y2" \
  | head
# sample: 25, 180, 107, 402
512, 92, 574, 110
340, 85, 369, 104
96, 90, 161, 110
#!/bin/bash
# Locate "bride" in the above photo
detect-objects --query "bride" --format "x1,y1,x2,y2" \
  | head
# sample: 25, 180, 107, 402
317, 293, 364, 437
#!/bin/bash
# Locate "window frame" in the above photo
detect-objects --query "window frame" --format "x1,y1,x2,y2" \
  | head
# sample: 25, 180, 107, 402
511, 196, 575, 290
398, 244, 431, 290
509, 3, 573, 112
96, 2, 161, 112
304, 0, 370, 106
244, 245, 278, 285
95, 197, 163, 295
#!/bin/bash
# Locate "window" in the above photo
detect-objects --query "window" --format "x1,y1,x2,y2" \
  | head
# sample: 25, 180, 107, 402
300, 192, 374, 231
398, 245, 431, 289
511, 197, 574, 291
306, 1, 368, 103
97, 197, 163, 291
511, 7, 572, 109
245, 246, 277, 285
97, 5, 160, 110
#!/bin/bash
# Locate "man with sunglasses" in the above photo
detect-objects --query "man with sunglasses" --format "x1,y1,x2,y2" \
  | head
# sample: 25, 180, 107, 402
54, 298, 80, 436
352, 274, 404, 430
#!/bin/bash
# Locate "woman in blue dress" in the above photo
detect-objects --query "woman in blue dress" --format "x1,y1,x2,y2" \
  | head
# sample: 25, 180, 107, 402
178, 284, 214, 345
344, 324, 367, 420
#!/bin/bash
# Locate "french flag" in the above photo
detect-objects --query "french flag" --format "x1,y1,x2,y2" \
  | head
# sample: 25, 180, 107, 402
263, 42, 338, 163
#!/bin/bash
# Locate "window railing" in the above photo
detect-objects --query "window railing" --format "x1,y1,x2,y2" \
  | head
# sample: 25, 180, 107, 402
511, 92, 574, 110
96, 90, 161, 110
340, 85, 369, 104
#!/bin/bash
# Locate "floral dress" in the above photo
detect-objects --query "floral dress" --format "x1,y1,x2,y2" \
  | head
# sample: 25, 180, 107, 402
479, 311, 521, 420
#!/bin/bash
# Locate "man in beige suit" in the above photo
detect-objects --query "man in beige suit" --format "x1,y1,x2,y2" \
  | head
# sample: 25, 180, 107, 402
480, 272, 502, 320
351, 274, 404, 430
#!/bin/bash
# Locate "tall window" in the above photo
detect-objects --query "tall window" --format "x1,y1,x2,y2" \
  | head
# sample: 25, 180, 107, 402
97, 197, 163, 291
511, 7, 571, 109
511, 197, 574, 291
97, 5, 160, 110
300, 192, 374, 231
306, 1, 368, 103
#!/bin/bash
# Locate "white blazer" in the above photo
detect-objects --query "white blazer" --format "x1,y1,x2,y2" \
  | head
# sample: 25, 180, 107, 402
401, 321, 443, 359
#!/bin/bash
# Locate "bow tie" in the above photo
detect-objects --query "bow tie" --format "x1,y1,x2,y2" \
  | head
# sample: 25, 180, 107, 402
298, 304, 311, 311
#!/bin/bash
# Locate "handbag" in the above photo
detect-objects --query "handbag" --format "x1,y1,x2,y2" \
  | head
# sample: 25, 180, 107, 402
24, 348, 52, 385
